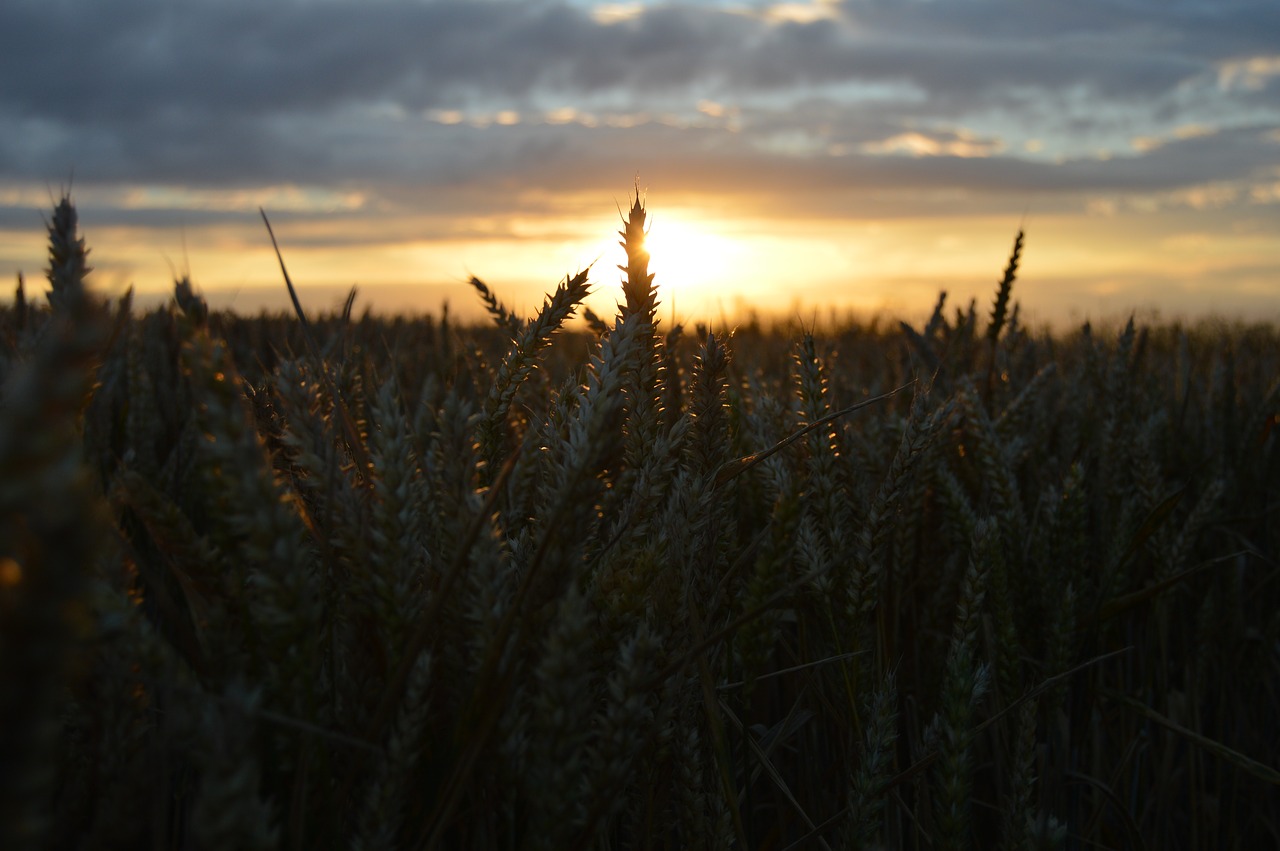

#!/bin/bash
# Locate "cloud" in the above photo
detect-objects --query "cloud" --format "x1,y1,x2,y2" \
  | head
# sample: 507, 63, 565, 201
1218, 55, 1280, 92
4, 1, 1272, 121
860, 129, 1005, 158
0, 0, 1276, 230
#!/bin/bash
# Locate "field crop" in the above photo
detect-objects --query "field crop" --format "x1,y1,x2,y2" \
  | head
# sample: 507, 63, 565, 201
1, 194, 1278, 849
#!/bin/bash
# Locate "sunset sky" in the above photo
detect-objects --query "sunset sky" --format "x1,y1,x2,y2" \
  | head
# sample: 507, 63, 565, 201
2, 0, 1279, 328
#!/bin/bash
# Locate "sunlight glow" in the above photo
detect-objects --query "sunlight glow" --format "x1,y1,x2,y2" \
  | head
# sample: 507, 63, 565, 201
625, 216, 746, 314
759, 0, 841, 25
591, 4, 644, 25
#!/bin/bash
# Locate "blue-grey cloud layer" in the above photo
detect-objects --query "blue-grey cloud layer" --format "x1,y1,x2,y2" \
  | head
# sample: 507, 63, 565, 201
1, 0, 1278, 221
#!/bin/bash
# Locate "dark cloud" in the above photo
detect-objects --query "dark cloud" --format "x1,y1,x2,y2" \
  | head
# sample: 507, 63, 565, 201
3, 0, 1271, 121
0, 1, 736, 123
0, 0, 1277, 227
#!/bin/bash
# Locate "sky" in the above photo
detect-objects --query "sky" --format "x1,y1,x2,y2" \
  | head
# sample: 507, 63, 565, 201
2, 0, 1279, 328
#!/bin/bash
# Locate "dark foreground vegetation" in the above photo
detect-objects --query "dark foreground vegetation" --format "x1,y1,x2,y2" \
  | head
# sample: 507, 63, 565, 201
2, 195, 1278, 850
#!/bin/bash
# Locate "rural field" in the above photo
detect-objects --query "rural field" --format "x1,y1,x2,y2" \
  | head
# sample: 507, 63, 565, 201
2, 194, 1278, 850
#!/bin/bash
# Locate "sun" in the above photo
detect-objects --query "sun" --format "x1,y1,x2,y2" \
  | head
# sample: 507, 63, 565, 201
582, 208, 755, 320
629, 215, 743, 312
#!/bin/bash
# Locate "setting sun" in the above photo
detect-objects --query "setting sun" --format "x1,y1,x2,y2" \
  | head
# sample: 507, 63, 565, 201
605, 213, 747, 316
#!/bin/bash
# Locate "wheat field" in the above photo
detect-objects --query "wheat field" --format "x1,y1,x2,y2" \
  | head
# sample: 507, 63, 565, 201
1, 193, 1277, 849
